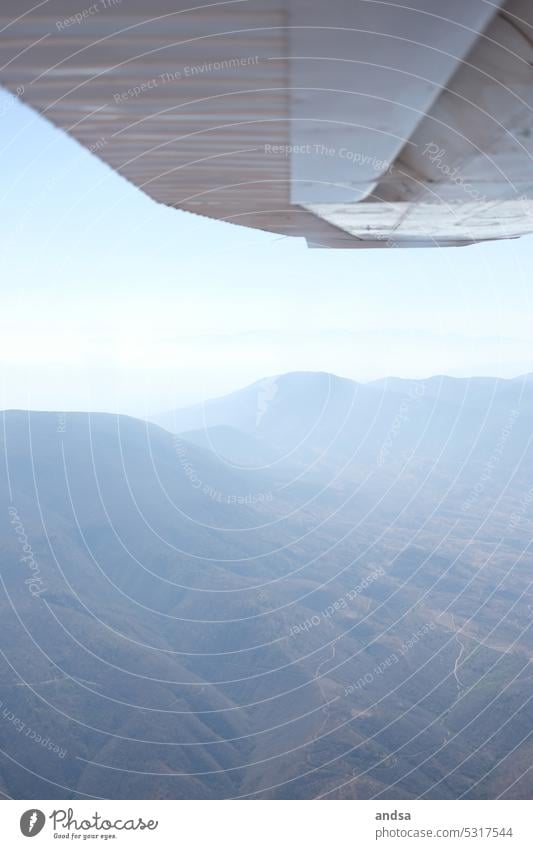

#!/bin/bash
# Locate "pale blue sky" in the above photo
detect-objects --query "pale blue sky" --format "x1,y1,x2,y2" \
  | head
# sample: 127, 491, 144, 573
1, 89, 532, 417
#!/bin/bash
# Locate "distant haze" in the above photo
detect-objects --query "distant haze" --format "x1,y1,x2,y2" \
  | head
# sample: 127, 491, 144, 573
2, 370, 532, 798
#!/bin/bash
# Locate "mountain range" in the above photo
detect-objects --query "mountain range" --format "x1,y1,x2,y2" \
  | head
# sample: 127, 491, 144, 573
0, 371, 532, 799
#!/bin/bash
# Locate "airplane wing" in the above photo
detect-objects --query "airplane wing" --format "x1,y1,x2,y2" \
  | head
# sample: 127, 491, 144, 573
1, 0, 532, 247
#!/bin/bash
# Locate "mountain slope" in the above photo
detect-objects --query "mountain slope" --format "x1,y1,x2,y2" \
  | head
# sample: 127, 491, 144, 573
0, 401, 532, 800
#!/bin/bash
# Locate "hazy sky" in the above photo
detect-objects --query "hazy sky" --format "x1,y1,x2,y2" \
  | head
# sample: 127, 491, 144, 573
1, 89, 532, 417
